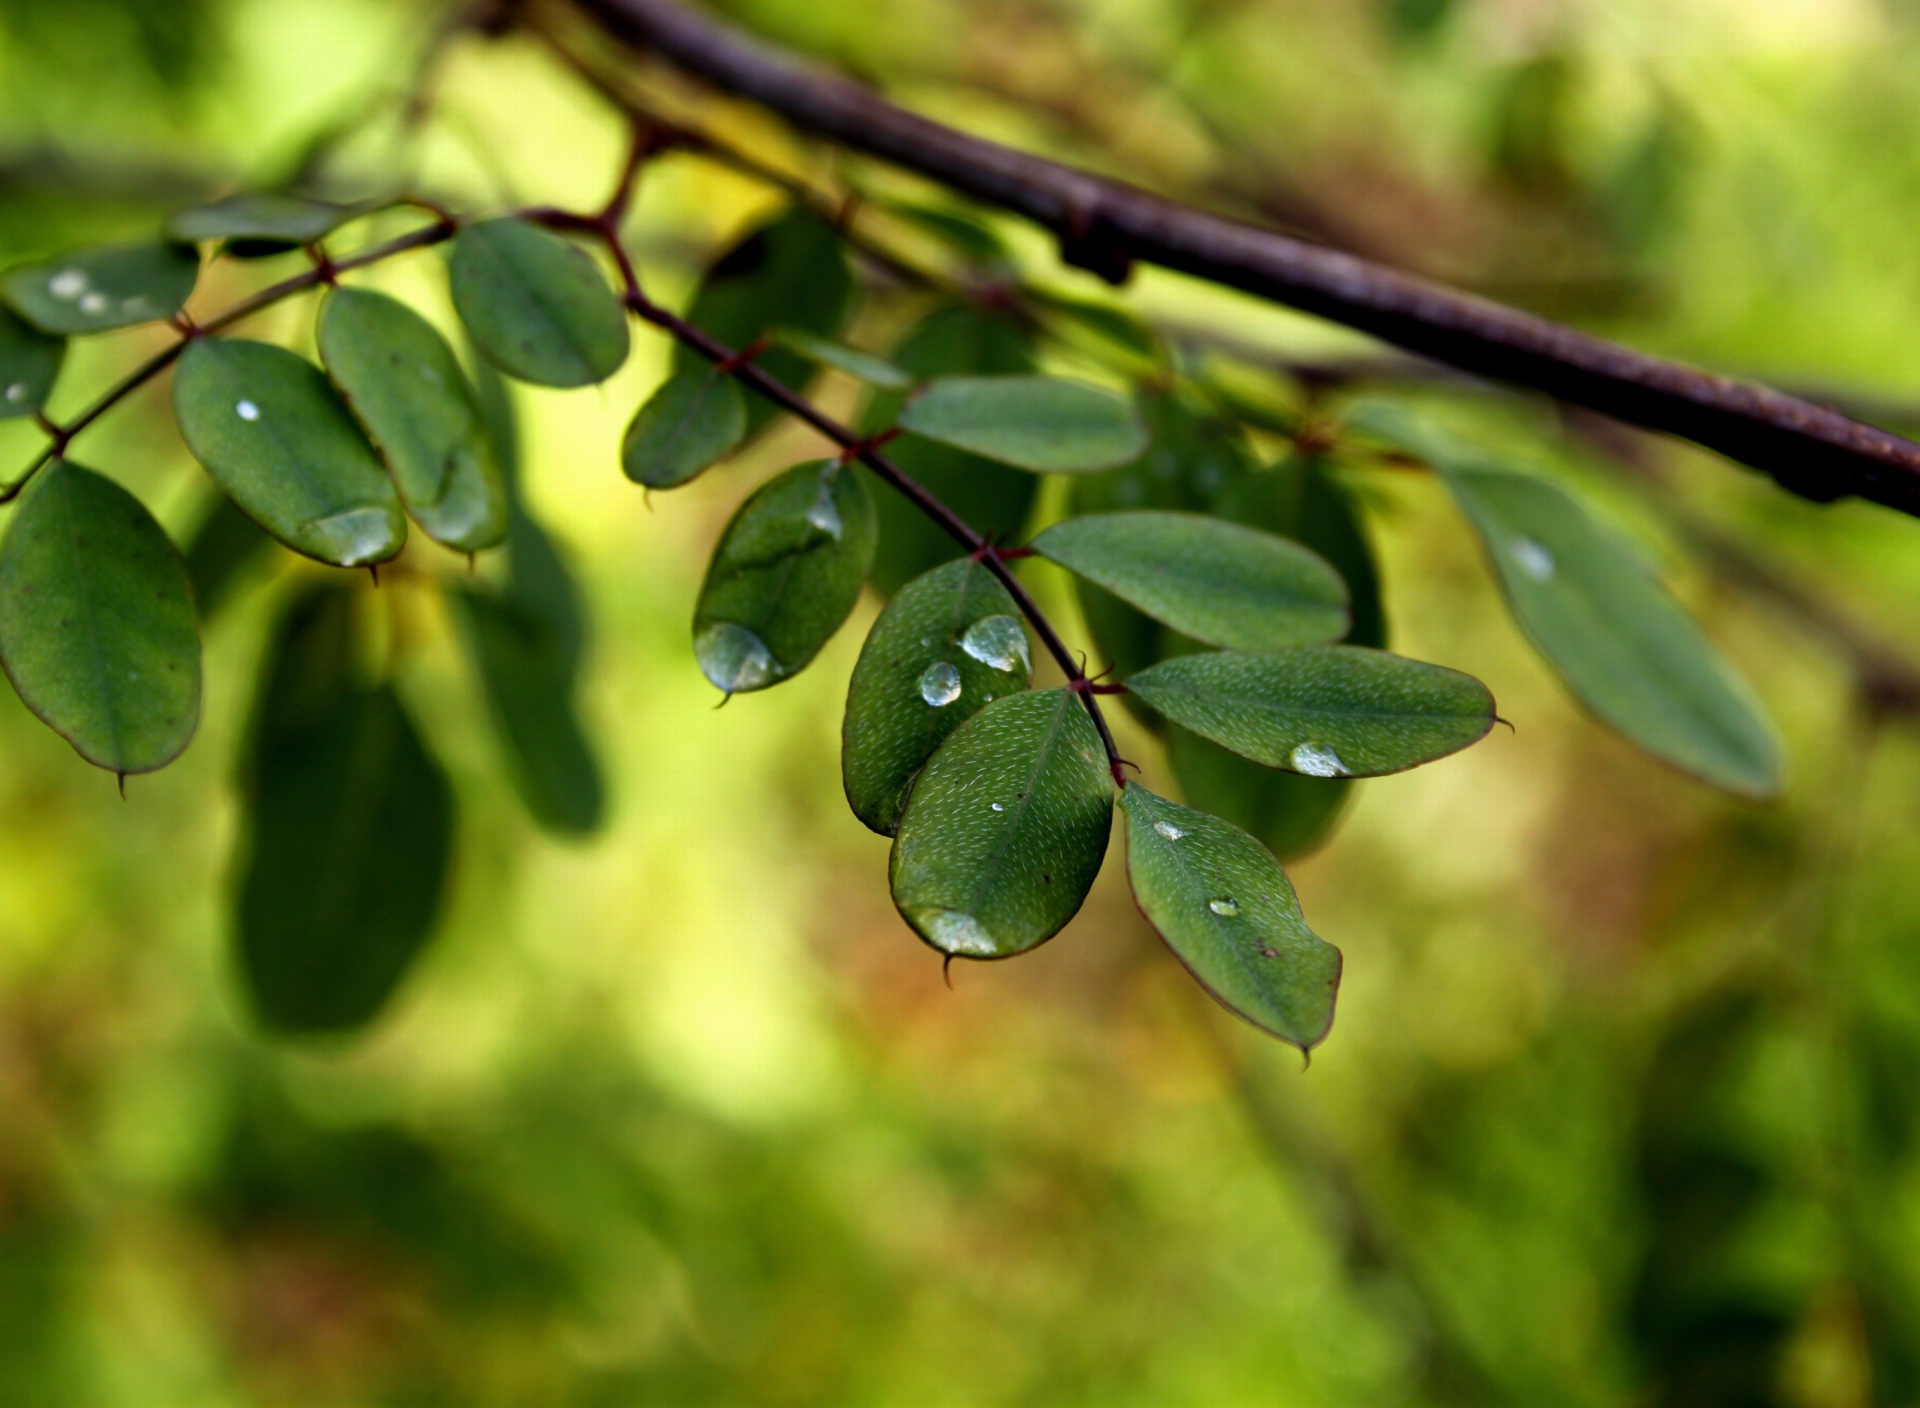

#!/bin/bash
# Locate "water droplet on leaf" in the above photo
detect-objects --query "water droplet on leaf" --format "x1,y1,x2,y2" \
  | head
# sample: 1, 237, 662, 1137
1154, 820, 1187, 841
695, 622, 777, 693
918, 660, 962, 707
959, 614, 1030, 674
236, 400, 261, 422
1289, 742, 1347, 777
916, 908, 998, 957
4, 383, 25, 404
1512, 536, 1555, 582
991, 802, 1005, 812
48, 270, 86, 300
1208, 897, 1240, 917
78, 292, 109, 316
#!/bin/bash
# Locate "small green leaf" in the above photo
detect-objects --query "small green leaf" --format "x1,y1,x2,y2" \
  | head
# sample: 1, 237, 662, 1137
843, 558, 1033, 836
167, 193, 362, 246
771, 327, 913, 388
449, 218, 629, 388
238, 585, 452, 1035
2, 241, 199, 335
675, 207, 855, 435
173, 338, 406, 566
1030, 291, 1162, 361
861, 304, 1038, 595
890, 688, 1113, 960
1035, 510, 1349, 651
692, 460, 876, 693
1128, 647, 1495, 775
451, 587, 605, 835
878, 199, 1011, 265
0, 305, 64, 418
183, 491, 277, 621
0, 460, 199, 773
1120, 783, 1341, 1050
899, 375, 1147, 473
621, 367, 746, 489
317, 287, 507, 552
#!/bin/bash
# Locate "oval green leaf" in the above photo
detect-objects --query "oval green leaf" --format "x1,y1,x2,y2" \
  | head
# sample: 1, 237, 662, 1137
449, 217, 629, 388
173, 337, 407, 566
1442, 464, 1782, 798
168, 193, 362, 246
621, 366, 746, 489
238, 584, 454, 1034
890, 687, 1113, 960
692, 460, 876, 694
1127, 647, 1495, 776
898, 375, 1147, 473
1034, 510, 1349, 651
675, 207, 855, 435
317, 287, 507, 552
0, 460, 200, 774
451, 586, 605, 836
2, 241, 198, 334
0, 305, 64, 418
771, 328, 912, 388
1120, 783, 1341, 1051
861, 304, 1038, 595
843, 558, 1034, 836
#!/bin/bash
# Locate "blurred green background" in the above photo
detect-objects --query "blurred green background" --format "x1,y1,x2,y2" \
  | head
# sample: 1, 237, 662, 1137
5, 0, 1920, 1402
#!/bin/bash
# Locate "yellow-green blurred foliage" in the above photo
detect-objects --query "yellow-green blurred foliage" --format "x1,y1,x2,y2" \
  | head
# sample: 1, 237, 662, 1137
3, 0, 1920, 1403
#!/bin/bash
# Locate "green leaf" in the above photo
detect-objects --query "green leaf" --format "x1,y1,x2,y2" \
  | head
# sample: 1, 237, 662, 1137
1127, 647, 1495, 775
183, 491, 277, 621
860, 304, 1037, 595
0, 305, 64, 418
770, 327, 912, 388
317, 287, 507, 552
167, 193, 362, 247
898, 375, 1148, 473
2, 241, 198, 335
1166, 725, 1353, 862
1441, 462, 1782, 797
1215, 454, 1386, 650
1030, 291, 1162, 362
238, 585, 453, 1034
449, 218, 629, 388
842, 558, 1033, 836
451, 587, 605, 835
877, 199, 1011, 265
1034, 510, 1348, 651
692, 460, 876, 694
0, 460, 199, 773
676, 207, 855, 435
1119, 783, 1341, 1050
890, 688, 1113, 960
173, 338, 406, 566
621, 367, 746, 490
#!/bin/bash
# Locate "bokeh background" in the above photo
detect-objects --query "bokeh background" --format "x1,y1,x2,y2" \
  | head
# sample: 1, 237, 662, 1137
4, 0, 1920, 1402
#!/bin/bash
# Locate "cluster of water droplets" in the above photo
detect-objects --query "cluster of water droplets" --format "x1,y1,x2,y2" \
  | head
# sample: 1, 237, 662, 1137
1289, 742, 1348, 778
44, 267, 150, 321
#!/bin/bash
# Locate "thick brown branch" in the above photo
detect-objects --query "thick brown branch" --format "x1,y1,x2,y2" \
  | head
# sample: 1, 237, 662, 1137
562, 0, 1920, 518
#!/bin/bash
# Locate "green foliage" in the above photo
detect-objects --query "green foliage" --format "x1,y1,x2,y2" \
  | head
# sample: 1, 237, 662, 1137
890, 688, 1112, 959
1127, 647, 1496, 776
842, 557, 1033, 836
898, 374, 1148, 473
692, 460, 876, 694
770, 327, 913, 388
317, 287, 508, 552
0, 460, 199, 774
620, 366, 746, 489
1033, 509, 1350, 650
0, 305, 64, 418
237, 584, 453, 1034
1, 239, 198, 334
167, 193, 363, 254
449, 218, 630, 388
1119, 783, 1341, 1050
182, 491, 276, 621
173, 337, 408, 566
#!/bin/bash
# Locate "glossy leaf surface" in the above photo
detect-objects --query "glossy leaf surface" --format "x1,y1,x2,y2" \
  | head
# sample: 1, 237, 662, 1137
317, 287, 507, 551
860, 304, 1037, 595
890, 688, 1113, 960
1128, 647, 1495, 776
843, 558, 1033, 836
3, 240, 198, 334
0, 305, 64, 417
692, 460, 875, 694
1034, 510, 1349, 651
621, 367, 745, 490
173, 338, 406, 566
168, 193, 360, 245
238, 585, 453, 1034
676, 208, 855, 434
449, 218, 629, 388
451, 587, 604, 835
1120, 784, 1341, 1050
898, 375, 1147, 473
0, 460, 199, 773
1442, 464, 1782, 797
